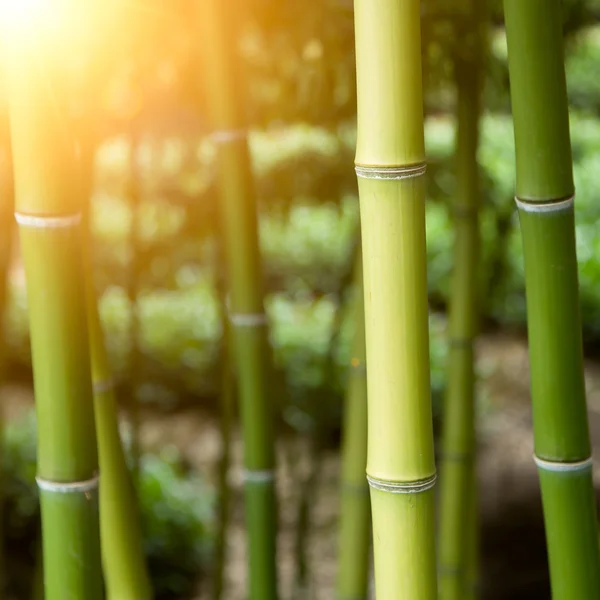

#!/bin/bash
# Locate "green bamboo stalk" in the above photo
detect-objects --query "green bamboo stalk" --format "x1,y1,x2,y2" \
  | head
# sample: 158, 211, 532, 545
80, 202, 152, 599
438, 3, 485, 598
212, 254, 235, 600
127, 130, 142, 483
198, 2, 278, 598
504, 1, 600, 598
5, 29, 103, 600
336, 249, 370, 600
352, 1, 437, 598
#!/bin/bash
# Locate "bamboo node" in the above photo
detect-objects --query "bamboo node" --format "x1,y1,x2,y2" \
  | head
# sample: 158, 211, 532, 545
211, 129, 247, 144
366, 473, 437, 494
515, 195, 574, 214
14, 212, 82, 229
229, 312, 268, 328
354, 163, 427, 181
243, 469, 275, 484
93, 378, 115, 395
36, 473, 99, 494
533, 455, 593, 473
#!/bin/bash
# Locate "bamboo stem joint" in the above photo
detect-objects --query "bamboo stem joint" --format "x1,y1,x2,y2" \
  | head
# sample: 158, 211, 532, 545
229, 312, 268, 328
36, 474, 100, 494
366, 473, 437, 494
355, 163, 427, 181
243, 469, 275, 484
515, 196, 574, 213
211, 129, 247, 144
534, 455, 593, 472
15, 212, 82, 228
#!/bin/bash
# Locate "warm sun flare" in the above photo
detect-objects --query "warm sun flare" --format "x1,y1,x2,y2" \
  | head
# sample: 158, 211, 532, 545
0, 0, 49, 29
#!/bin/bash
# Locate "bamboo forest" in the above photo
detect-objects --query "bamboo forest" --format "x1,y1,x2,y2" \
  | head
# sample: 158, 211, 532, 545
3, 0, 600, 598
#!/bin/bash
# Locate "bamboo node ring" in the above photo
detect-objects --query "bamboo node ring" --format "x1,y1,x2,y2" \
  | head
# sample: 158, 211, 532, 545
533, 455, 593, 472
15, 212, 82, 228
355, 163, 427, 181
36, 473, 100, 494
93, 378, 115, 395
229, 312, 268, 328
515, 195, 574, 214
243, 469, 275, 484
366, 473, 437, 494
211, 129, 247, 144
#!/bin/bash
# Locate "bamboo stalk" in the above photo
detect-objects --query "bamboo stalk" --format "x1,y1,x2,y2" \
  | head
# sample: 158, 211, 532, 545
353, 1, 437, 598
5, 28, 103, 600
438, 3, 485, 597
336, 249, 370, 600
127, 129, 142, 483
504, 1, 600, 598
198, 2, 278, 598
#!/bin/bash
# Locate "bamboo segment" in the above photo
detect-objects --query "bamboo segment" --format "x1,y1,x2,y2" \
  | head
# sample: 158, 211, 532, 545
504, 1, 600, 597
438, 4, 485, 597
85, 270, 152, 599
353, 0, 437, 598
6, 29, 103, 600
198, 2, 278, 598
336, 252, 370, 600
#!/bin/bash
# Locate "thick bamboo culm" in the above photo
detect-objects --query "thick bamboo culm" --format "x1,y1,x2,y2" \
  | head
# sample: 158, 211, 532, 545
353, 1, 437, 598
336, 250, 371, 600
504, 1, 600, 598
438, 2, 485, 598
5, 30, 103, 600
198, 1, 278, 598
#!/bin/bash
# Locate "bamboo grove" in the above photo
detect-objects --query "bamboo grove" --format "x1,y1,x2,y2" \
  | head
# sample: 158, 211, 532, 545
0, 0, 599, 598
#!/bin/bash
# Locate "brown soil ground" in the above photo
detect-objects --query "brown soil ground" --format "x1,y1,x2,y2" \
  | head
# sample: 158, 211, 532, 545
6, 331, 600, 599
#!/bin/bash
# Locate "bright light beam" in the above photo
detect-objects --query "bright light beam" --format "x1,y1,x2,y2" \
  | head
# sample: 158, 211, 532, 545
0, 0, 49, 29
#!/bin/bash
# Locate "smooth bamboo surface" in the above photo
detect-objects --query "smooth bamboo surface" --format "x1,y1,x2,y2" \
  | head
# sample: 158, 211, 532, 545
504, 1, 600, 597
438, 4, 485, 597
353, 0, 437, 598
5, 29, 103, 599
85, 263, 152, 599
336, 253, 370, 600
198, 2, 278, 598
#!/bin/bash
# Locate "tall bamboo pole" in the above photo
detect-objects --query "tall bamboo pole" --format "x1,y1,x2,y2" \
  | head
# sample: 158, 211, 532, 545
504, 2, 600, 598
438, 3, 485, 598
78, 145, 152, 598
198, 2, 278, 598
336, 249, 370, 600
5, 25, 103, 600
353, 1, 437, 598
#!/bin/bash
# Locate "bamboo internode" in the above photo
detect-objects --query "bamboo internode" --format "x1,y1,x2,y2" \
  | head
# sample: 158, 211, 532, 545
505, 0, 600, 597
353, 0, 437, 597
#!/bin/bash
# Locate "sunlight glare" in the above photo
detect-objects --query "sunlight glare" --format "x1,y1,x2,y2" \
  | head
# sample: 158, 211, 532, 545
0, 0, 48, 29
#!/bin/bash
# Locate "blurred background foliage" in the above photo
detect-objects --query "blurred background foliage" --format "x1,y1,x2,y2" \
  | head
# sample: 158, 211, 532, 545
2, 0, 600, 596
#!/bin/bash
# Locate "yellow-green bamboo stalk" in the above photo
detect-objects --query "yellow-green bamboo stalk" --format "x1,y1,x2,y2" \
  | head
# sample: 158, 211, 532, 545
336, 249, 370, 600
438, 3, 486, 598
5, 21, 103, 600
353, 1, 437, 598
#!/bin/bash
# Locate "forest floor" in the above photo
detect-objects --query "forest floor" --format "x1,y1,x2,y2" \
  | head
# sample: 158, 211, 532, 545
6, 331, 600, 599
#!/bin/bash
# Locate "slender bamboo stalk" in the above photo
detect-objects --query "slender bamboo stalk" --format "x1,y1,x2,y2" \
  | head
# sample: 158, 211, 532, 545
79, 187, 152, 599
212, 250, 235, 600
438, 3, 485, 598
198, 2, 278, 598
504, 2, 600, 598
127, 129, 142, 482
353, 1, 437, 598
5, 28, 103, 600
336, 249, 370, 600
